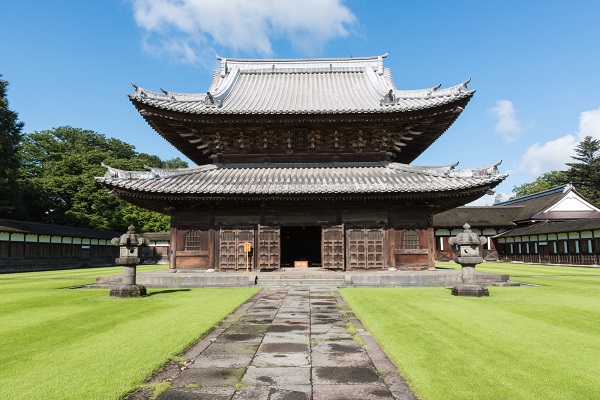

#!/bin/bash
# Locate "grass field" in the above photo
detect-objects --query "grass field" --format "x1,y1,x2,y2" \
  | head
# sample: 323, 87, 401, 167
341, 262, 600, 400
0, 266, 259, 400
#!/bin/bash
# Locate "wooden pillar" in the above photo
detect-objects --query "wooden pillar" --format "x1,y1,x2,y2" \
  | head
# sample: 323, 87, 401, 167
388, 227, 396, 268
208, 211, 215, 269
170, 227, 177, 272
426, 227, 435, 268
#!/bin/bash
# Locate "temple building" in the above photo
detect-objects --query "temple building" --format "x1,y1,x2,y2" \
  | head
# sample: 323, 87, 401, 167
97, 54, 507, 272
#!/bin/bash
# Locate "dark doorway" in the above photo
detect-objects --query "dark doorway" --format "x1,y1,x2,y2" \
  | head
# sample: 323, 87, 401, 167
280, 226, 321, 267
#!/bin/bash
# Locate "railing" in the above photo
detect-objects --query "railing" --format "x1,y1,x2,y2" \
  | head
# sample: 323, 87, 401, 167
498, 253, 600, 265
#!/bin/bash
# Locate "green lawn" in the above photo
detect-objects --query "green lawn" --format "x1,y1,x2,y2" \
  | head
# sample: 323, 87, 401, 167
341, 262, 600, 400
0, 266, 259, 400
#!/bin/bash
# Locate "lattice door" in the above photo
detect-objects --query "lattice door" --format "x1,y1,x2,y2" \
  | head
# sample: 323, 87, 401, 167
219, 228, 254, 270
346, 228, 385, 269
322, 225, 345, 269
258, 225, 280, 270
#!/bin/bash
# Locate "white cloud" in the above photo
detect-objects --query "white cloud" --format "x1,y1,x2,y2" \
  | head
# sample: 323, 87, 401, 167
576, 107, 600, 141
131, 0, 356, 64
517, 106, 600, 178
518, 135, 577, 177
488, 100, 522, 142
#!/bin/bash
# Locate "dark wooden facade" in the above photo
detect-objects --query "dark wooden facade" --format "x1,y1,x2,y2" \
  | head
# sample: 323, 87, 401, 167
167, 204, 437, 271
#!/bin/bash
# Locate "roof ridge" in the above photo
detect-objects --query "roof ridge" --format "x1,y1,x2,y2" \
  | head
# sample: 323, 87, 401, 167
494, 184, 572, 206
216, 54, 387, 63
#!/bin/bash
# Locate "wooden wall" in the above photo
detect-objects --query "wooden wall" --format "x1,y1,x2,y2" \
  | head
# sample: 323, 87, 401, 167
495, 231, 600, 265
168, 203, 436, 271
0, 234, 118, 272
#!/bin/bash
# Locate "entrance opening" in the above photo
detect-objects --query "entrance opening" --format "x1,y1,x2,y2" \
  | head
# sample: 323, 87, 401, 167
280, 226, 321, 268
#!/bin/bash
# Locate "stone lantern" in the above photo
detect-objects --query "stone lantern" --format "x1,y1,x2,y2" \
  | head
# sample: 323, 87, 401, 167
448, 223, 489, 297
109, 225, 150, 297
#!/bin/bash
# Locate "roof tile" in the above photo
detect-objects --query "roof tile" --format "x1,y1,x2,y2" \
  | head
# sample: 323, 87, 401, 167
97, 162, 506, 197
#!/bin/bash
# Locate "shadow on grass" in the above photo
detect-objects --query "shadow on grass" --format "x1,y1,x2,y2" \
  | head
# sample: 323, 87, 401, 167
148, 289, 192, 296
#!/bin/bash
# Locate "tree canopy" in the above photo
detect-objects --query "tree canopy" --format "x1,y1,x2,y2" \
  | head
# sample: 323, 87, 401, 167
512, 136, 599, 205
0, 75, 25, 218
511, 170, 570, 199
17, 126, 187, 232
566, 136, 600, 204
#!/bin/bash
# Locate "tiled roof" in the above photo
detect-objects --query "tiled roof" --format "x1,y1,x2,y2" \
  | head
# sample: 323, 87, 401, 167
129, 54, 473, 115
96, 162, 507, 198
434, 206, 521, 228
495, 218, 600, 238
0, 219, 118, 239
494, 184, 600, 222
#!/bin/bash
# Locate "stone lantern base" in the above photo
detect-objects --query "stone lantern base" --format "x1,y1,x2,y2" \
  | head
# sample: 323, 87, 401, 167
110, 284, 147, 298
451, 284, 489, 297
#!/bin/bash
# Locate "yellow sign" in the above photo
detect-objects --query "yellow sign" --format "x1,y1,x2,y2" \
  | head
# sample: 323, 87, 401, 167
243, 242, 252, 253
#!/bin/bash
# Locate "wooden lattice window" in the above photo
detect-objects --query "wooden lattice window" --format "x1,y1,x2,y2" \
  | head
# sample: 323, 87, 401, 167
403, 230, 420, 249
184, 230, 202, 251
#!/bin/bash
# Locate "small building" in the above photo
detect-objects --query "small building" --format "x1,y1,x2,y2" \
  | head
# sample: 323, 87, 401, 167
97, 54, 506, 272
139, 232, 170, 264
0, 219, 119, 272
433, 206, 521, 261
434, 184, 600, 265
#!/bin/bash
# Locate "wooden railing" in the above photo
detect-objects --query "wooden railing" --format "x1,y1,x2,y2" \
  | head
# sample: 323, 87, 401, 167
498, 253, 600, 265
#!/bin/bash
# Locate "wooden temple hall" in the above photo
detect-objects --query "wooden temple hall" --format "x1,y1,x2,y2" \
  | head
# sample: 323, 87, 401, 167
97, 54, 507, 272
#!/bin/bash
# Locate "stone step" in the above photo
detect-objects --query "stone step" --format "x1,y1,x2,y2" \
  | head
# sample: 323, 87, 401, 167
257, 274, 345, 280
256, 277, 346, 287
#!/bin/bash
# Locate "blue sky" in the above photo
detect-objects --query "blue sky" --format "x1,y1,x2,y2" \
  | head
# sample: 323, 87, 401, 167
2, 0, 600, 204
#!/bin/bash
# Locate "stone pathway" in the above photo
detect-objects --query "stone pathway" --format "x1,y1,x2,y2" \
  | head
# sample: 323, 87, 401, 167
128, 287, 417, 400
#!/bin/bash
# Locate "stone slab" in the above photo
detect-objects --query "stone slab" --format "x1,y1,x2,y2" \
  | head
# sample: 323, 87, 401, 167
172, 367, 246, 387
312, 383, 395, 400
242, 366, 311, 386
312, 341, 363, 354
257, 342, 310, 354
252, 352, 311, 367
261, 332, 309, 344
190, 353, 254, 368
310, 348, 373, 367
157, 386, 236, 400
232, 385, 311, 400
312, 366, 380, 385
202, 342, 258, 356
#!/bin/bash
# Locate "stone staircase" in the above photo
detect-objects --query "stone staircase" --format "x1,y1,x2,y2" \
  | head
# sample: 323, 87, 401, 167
255, 272, 346, 287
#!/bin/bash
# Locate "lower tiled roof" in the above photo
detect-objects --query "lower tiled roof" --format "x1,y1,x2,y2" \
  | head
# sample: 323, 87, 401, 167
96, 162, 507, 198
495, 218, 600, 237
434, 206, 521, 228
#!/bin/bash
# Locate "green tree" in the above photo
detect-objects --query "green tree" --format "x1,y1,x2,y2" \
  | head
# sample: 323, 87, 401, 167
0, 75, 25, 218
18, 126, 187, 231
511, 170, 570, 199
566, 136, 600, 205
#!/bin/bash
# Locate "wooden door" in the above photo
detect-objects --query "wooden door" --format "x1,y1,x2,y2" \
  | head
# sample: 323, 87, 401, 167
322, 225, 344, 269
346, 228, 385, 269
258, 225, 280, 270
219, 228, 254, 270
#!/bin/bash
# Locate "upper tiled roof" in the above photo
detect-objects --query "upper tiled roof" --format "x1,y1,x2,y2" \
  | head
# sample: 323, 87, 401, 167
494, 184, 600, 222
96, 161, 506, 198
129, 54, 474, 115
